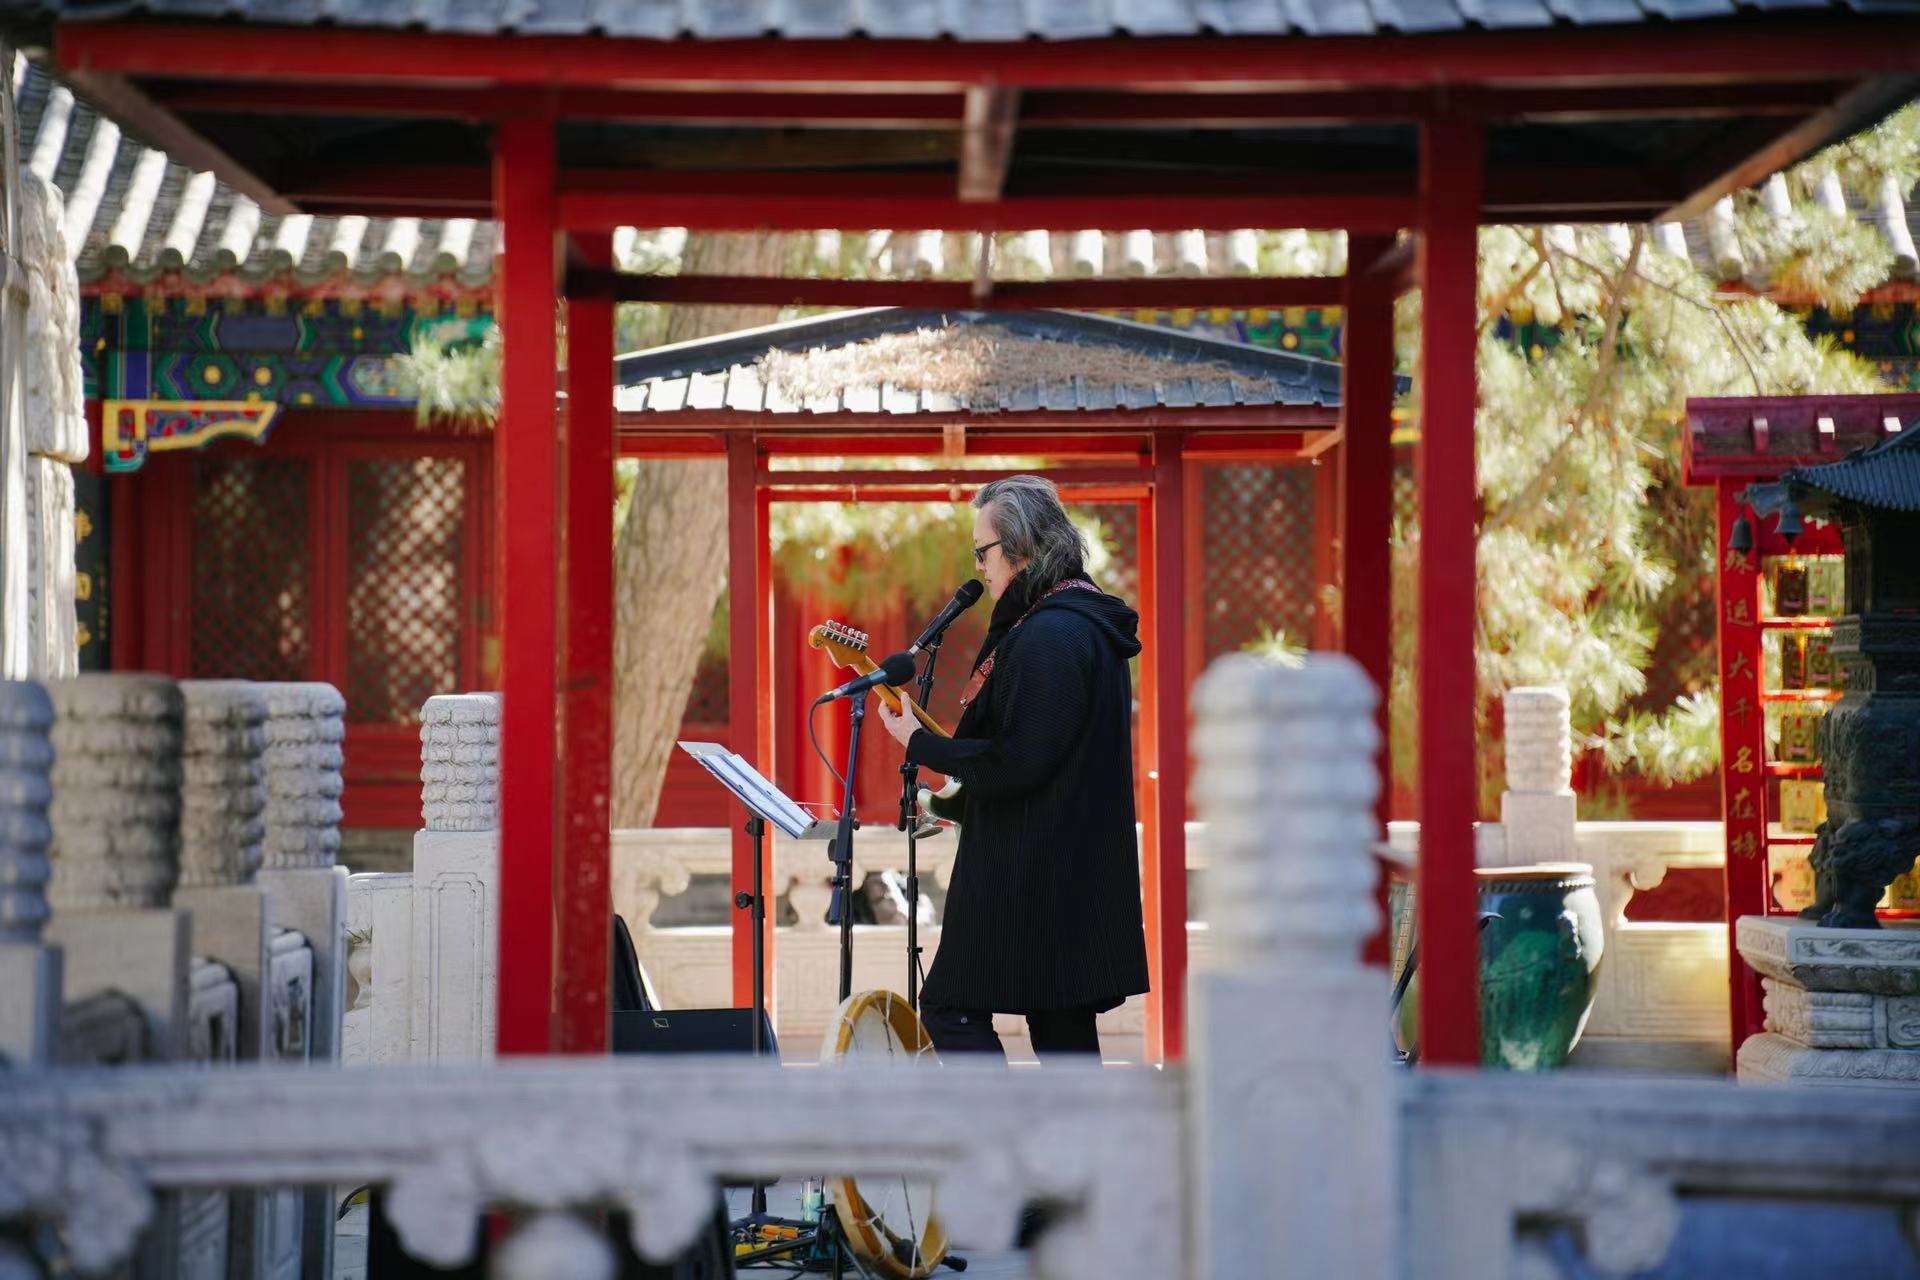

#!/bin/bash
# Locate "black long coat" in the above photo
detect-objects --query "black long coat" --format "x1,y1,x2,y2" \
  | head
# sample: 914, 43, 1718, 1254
905, 586, 1150, 1013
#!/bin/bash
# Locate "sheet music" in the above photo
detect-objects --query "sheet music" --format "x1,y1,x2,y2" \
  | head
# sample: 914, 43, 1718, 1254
676, 741, 826, 839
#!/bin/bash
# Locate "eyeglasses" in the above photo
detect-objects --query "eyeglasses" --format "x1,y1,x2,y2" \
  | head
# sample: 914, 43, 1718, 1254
971, 540, 1003, 566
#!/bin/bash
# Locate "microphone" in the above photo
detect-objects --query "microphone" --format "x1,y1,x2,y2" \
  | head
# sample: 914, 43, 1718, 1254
815, 651, 917, 704
908, 580, 985, 654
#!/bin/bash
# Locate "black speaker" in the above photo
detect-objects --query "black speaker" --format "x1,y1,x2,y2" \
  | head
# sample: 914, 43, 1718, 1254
612, 1008, 778, 1058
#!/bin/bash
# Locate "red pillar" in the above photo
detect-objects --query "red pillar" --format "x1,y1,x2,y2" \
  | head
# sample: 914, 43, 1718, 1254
1415, 118, 1484, 1067
494, 115, 563, 1054
1342, 234, 1399, 967
558, 232, 614, 1054
726, 436, 776, 1009
1715, 480, 1767, 1049
1311, 454, 1341, 652
1142, 431, 1190, 1062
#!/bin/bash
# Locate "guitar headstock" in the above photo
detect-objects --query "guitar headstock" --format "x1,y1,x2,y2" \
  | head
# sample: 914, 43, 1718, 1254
807, 620, 872, 672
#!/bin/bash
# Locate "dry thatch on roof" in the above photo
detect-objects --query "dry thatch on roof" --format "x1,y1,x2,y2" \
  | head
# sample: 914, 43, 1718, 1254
755, 326, 1268, 407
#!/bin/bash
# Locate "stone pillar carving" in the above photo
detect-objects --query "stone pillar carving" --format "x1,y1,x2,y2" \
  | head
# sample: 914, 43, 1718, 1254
413, 692, 501, 1061
259, 681, 346, 870
422, 692, 500, 833
0, 678, 59, 1065
42, 673, 193, 1060
1187, 653, 1392, 1279
46, 673, 182, 910
17, 170, 87, 681
177, 680, 267, 889
1498, 685, 1578, 866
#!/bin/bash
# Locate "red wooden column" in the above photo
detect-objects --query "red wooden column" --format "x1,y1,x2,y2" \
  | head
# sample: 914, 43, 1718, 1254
726, 435, 776, 1008
557, 232, 615, 1053
1311, 455, 1342, 652
1342, 234, 1399, 966
1414, 117, 1484, 1067
493, 115, 563, 1055
1141, 430, 1190, 1061
1715, 480, 1767, 1048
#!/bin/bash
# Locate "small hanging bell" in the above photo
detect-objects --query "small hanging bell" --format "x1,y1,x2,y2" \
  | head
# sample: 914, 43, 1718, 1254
1729, 509, 1755, 555
1778, 501, 1804, 544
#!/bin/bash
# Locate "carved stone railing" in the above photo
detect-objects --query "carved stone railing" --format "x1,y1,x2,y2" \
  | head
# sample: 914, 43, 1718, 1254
1573, 821, 1730, 1064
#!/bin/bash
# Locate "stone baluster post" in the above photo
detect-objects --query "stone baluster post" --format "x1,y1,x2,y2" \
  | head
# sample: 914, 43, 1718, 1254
414, 692, 501, 1062
0, 678, 59, 1066
251, 681, 347, 1280
1188, 652, 1393, 1280
42, 673, 192, 1060
1498, 685, 1578, 866
172, 680, 272, 1056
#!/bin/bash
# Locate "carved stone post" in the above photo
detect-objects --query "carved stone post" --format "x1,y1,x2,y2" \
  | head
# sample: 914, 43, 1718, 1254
414, 692, 501, 1061
1498, 685, 1577, 866
172, 680, 272, 1057
0, 678, 59, 1066
42, 673, 192, 1060
252, 681, 347, 1280
1188, 652, 1393, 1279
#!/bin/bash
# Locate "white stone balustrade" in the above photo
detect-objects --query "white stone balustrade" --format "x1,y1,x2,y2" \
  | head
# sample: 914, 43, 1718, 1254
26, 652, 1920, 1279
1570, 821, 1729, 1069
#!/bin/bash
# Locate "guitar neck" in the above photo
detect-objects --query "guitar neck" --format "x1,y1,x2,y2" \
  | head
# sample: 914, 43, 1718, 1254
848, 654, 950, 739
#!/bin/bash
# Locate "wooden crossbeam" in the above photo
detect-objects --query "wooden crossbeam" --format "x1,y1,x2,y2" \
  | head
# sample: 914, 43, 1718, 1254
959, 85, 1020, 203
578, 272, 1345, 309
57, 21, 1919, 89
62, 69, 298, 215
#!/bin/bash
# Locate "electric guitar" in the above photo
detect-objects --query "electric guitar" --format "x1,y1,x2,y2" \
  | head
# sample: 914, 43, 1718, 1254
807, 620, 950, 739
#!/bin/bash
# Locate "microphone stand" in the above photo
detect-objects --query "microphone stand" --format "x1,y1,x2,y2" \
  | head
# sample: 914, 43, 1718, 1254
896, 639, 944, 1010
829, 693, 865, 1004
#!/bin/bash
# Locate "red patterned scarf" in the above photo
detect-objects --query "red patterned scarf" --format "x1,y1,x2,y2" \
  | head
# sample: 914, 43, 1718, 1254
957, 578, 1098, 710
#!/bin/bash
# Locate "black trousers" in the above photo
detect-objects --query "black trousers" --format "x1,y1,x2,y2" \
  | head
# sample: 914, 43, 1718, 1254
920, 1000, 1102, 1062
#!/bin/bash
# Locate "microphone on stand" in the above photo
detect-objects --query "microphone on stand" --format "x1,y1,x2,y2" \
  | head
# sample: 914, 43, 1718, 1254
815, 651, 917, 704
907, 580, 984, 654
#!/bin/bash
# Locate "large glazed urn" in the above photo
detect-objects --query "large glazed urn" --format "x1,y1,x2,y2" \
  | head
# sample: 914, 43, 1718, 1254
1390, 862, 1606, 1070
1474, 864, 1607, 1070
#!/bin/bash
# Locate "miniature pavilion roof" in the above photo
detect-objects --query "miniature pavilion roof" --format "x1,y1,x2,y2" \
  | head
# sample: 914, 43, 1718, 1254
614, 308, 1347, 416
1780, 419, 1920, 512
13, 0, 1916, 38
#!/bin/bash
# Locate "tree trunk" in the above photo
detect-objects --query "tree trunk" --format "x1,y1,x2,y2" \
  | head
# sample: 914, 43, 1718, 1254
610, 234, 791, 828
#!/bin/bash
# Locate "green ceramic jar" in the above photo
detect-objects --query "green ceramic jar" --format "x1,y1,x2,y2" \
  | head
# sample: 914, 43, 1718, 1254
1390, 863, 1606, 1071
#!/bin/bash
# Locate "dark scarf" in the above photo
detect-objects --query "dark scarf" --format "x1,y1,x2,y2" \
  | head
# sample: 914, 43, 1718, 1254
969, 556, 1087, 675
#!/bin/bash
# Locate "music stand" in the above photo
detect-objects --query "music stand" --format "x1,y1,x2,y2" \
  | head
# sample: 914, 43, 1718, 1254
677, 741, 831, 1064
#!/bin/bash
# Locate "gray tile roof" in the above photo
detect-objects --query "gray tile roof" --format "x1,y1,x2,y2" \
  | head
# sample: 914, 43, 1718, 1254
18, 54, 1918, 300
614, 307, 1350, 416
3, 0, 1914, 36
14, 55, 498, 291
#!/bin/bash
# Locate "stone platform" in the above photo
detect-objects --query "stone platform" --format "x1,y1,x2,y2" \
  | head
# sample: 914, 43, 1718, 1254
1736, 916, 1920, 1087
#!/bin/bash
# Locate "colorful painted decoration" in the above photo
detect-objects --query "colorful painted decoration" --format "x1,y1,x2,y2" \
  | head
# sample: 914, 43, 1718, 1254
102, 400, 283, 473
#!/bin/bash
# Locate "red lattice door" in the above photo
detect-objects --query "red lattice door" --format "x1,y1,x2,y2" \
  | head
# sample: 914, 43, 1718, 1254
189, 455, 315, 683
167, 416, 491, 830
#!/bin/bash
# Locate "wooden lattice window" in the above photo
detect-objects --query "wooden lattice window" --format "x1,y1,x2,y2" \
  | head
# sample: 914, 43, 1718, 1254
189, 456, 312, 682
1200, 463, 1316, 660
345, 456, 468, 725
1081, 501, 1142, 605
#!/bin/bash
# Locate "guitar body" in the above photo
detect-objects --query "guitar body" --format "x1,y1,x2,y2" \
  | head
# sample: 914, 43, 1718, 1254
807, 621, 951, 739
